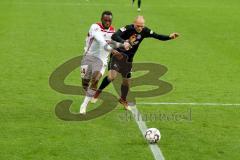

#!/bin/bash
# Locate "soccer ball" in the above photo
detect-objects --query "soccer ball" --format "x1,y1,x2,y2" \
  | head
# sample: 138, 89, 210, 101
144, 128, 161, 143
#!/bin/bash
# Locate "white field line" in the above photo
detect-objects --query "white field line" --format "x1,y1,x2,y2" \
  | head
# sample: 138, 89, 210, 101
137, 102, 240, 106
2, 1, 238, 9
130, 106, 165, 160
7, 2, 127, 7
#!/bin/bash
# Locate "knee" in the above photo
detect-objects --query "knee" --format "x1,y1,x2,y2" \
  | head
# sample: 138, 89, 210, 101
122, 79, 130, 86
108, 75, 115, 81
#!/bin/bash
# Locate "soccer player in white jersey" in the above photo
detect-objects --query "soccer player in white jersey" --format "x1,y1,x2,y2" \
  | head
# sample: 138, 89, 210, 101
79, 11, 127, 114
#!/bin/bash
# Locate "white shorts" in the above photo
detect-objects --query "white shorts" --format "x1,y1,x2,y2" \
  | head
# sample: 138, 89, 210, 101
80, 55, 106, 79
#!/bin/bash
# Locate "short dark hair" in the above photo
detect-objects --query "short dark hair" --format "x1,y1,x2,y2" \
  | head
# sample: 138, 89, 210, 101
101, 11, 113, 18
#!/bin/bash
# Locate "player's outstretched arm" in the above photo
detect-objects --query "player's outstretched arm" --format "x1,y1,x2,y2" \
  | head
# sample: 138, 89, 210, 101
146, 27, 179, 41
108, 40, 123, 49
169, 33, 179, 39
150, 32, 179, 41
108, 40, 131, 51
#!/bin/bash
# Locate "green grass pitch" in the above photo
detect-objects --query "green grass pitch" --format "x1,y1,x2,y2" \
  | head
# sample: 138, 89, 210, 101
0, 0, 240, 159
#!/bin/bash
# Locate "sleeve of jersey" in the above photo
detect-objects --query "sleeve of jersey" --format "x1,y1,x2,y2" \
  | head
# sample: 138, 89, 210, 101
145, 27, 171, 41
90, 24, 113, 51
109, 40, 125, 49
111, 26, 128, 43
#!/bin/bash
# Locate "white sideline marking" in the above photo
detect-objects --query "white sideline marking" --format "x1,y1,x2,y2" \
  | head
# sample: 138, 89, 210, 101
8, 2, 126, 7
137, 102, 240, 106
130, 106, 165, 160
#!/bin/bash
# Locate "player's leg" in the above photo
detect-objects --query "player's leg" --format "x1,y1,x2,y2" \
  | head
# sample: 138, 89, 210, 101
80, 71, 102, 114
132, 0, 135, 6
119, 77, 131, 110
137, 0, 141, 12
89, 70, 102, 97
119, 78, 131, 110
99, 69, 118, 90
120, 78, 130, 101
82, 79, 90, 92
80, 62, 91, 114
91, 69, 118, 103
80, 56, 103, 114
92, 56, 120, 102
80, 64, 91, 92
118, 62, 132, 110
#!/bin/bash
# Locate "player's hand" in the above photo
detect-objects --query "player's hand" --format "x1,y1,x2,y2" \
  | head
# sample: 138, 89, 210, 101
169, 33, 179, 39
112, 49, 123, 60
123, 41, 132, 50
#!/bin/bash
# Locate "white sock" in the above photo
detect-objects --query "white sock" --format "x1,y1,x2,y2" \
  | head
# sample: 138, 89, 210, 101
80, 96, 92, 114
83, 96, 92, 106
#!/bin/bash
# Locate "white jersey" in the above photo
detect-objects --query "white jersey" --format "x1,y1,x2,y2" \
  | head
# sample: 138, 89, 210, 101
84, 23, 115, 65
